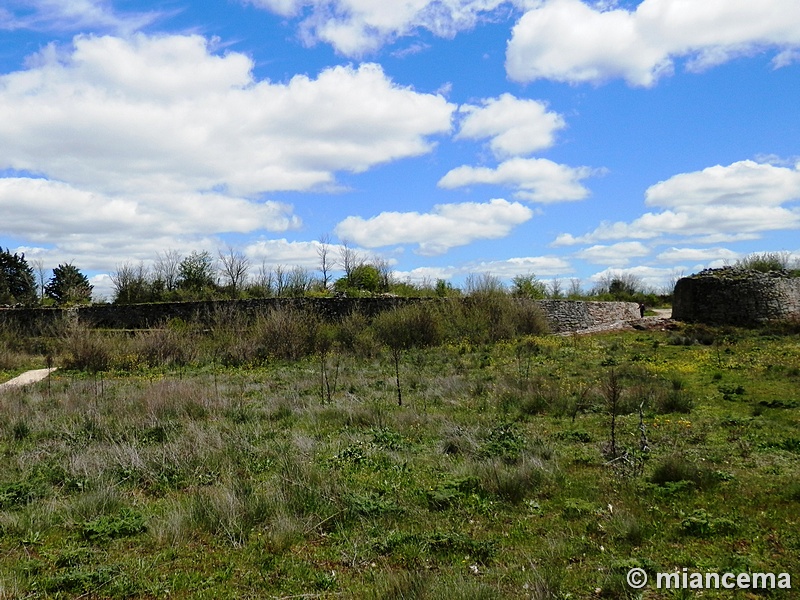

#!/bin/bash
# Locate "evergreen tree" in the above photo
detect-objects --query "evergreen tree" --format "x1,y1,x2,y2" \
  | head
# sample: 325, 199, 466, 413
0, 247, 37, 305
45, 263, 93, 305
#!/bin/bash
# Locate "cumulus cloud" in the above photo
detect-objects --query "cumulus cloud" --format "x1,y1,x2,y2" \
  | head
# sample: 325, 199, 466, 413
438, 157, 595, 202
456, 93, 566, 158
247, 0, 511, 56
334, 199, 533, 255
507, 0, 800, 86
576, 242, 651, 266
0, 33, 455, 271
392, 254, 571, 284
0, 34, 454, 196
656, 247, 740, 264
464, 255, 572, 278
554, 160, 800, 246
645, 160, 800, 208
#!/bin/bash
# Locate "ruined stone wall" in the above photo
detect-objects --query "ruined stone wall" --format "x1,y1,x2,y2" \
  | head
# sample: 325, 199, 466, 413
536, 300, 640, 333
672, 268, 800, 325
0, 297, 641, 334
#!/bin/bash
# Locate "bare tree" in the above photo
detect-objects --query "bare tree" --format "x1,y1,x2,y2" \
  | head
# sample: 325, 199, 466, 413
287, 266, 312, 297
110, 262, 150, 303
372, 257, 394, 292
218, 245, 250, 296
254, 259, 274, 296
567, 278, 583, 298
32, 257, 47, 301
274, 265, 288, 297
548, 276, 563, 299
338, 239, 362, 278
317, 234, 333, 290
153, 249, 181, 291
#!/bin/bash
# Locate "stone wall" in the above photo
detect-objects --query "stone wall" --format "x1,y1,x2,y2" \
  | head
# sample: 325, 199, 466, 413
672, 268, 800, 325
536, 300, 640, 333
0, 297, 641, 334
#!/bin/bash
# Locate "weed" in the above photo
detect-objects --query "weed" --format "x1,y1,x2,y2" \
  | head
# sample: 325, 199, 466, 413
680, 509, 737, 537
80, 508, 146, 542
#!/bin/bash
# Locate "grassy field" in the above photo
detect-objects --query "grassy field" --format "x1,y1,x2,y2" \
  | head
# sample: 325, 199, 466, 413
0, 309, 798, 598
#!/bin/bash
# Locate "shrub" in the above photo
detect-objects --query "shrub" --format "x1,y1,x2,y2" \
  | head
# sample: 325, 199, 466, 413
61, 325, 113, 372
474, 457, 547, 503
80, 508, 146, 542
654, 377, 694, 414
650, 454, 714, 489
249, 306, 321, 362
735, 251, 794, 272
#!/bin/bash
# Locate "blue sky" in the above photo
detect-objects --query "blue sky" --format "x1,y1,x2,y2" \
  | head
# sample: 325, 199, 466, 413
1, 0, 799, 298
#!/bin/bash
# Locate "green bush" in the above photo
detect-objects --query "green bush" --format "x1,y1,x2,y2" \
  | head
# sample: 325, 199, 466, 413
650, 454, 714, 490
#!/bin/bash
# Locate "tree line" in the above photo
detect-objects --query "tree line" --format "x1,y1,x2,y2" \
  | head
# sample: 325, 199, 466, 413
1, 242, 681, 307
0, 248, 92, 306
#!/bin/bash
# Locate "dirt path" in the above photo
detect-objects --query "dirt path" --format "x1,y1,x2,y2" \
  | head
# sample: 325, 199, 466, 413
0, 368, 58, 391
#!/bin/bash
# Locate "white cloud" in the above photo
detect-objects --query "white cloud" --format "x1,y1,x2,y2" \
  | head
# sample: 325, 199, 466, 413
0, 178, 299, 241
438, 157, 595, 202
393, 265, 458, 283
554, 160, 800, 245
576, 242, 650, 266
507, 0, 800, 86
244, 238, 357, 271
656, 247, 739, 264
645, 160, 800, 208
247, 0, 511, 56
465, 255, 572, 277
0, 33, 455, 272
335, 199, 533, 255
1, 0, 160, 34
456, 93, 566, 157
392, 254, 572, 284
0, 35, 455, 197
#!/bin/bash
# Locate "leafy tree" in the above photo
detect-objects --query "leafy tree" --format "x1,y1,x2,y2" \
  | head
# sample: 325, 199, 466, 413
45, 263, 93, 305
511, 273, 547, 299
433, 278, 460, 298
0, 248, 37, 305
334, 263, 383, 294
177, 250, 216, 293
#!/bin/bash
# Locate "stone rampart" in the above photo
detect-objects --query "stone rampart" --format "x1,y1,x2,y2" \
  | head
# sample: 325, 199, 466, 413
672, 268, 800, 325
536, 300, 640, 333
0, 297, 641, 334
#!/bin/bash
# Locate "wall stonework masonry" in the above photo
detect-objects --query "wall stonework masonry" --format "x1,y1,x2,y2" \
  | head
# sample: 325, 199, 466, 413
536, 300, 640, 332
673, 268, 800, 326
0, 298, 641, 334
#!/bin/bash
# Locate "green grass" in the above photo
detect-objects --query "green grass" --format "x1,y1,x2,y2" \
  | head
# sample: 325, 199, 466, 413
0, 322, 799, 598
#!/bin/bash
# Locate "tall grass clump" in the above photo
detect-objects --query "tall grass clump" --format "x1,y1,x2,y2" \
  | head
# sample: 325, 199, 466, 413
60, 323, 114, 372
252, 306, 322, 361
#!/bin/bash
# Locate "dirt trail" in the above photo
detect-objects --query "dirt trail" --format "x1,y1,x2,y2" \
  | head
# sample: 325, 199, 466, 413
0, 368, 58, 391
